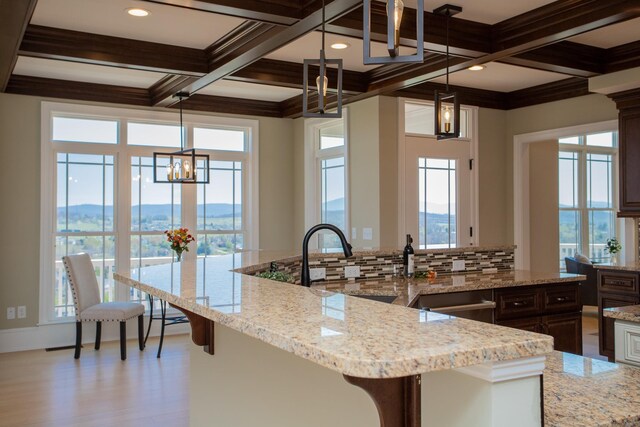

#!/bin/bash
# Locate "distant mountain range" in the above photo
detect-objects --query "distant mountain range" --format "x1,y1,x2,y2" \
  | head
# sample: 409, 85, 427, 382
61, 203, 242, 218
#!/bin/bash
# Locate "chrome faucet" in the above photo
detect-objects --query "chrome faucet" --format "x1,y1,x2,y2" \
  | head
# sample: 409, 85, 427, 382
301, 224, 353, 287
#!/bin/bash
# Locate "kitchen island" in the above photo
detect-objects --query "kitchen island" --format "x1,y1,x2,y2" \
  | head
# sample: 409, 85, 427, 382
115, 250, 570, 427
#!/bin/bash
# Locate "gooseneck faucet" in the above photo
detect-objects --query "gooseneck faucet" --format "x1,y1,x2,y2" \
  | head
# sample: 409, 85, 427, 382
301, 224, 353, 287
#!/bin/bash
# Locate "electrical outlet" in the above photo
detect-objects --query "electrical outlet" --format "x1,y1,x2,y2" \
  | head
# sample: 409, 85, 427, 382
6, 307, 15, 320
363, 227, 373, 240
452, 260, 466, 271
17, 306, 26, 319
344, 266, 361, 278
309, 268, 326, 281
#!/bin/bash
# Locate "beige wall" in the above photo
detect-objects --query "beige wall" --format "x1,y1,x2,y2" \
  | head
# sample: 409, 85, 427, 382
505, 94, 618, 243
378, 96, 399, 248
477, 108, 508, 246
0, 93, 295, 330
0, 93, 41, 330
529, 141, 560, 271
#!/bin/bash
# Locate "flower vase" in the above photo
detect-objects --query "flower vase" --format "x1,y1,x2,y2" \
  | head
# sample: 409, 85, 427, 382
611, 254, 618, 266
175, 252, 182, 262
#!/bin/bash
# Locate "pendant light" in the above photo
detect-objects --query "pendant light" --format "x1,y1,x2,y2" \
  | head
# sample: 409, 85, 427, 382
434, 4, 461, 140
302, 0, 343, 118
153, 92, 210, 184
363, 0, 424, 65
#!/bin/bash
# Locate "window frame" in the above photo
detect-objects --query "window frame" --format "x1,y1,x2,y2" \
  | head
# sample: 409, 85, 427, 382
558, 132, 619, 267
39, 102, 259, 325
304, 112, 350, 250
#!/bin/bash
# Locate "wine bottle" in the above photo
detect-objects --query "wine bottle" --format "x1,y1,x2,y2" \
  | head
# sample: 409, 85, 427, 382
403, 234, 415, 278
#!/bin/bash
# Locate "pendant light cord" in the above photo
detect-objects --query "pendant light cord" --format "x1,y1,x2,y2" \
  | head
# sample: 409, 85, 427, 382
445, 11, 450, 91
179, 95, 184, 151
321, 0, 325, 51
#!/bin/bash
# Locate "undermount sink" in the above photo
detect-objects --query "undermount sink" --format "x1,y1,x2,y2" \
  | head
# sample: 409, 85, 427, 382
351, 295, 397, 304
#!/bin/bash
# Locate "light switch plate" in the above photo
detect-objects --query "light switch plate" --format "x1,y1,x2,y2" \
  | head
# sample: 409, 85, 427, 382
363, 228, 373, 240
452, 260, 466, 271
309, 268, 326, 281
344, 266, 361, 278
17, 306, 26, 319
7, 307, 15, 320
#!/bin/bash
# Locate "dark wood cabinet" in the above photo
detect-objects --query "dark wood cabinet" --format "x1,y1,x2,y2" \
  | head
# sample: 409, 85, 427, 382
610, 89, 640, 216
597, 269, 640, 360
495, 282, 582, 355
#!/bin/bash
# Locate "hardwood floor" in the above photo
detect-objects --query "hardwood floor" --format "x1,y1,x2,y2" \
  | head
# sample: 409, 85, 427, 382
0, 335, 190, 427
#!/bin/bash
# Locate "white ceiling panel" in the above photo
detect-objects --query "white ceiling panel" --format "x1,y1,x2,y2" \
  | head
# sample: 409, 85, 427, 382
31, 0, 244, 49
403, 0, 556, 24
13, 56, 164, 88
569, 18, 640, 48
198, 80, 301, 102
266, 32, 415, 72
431, 62, 566, 92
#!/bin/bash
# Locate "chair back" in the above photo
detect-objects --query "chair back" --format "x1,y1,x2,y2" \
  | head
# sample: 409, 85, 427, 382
564, 257, 580, 274
62, 253, 101, 320
564, 256, 598, 306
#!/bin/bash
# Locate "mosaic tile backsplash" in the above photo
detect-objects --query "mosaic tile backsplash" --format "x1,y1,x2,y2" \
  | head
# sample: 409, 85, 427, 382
240, 246, 515, 285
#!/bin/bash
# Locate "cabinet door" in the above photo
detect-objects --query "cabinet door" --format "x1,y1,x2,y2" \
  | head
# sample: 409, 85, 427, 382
618, 107, 640, 214
496, 317, 541, 333
599, 293, 640, 359
542, 313, 582, 355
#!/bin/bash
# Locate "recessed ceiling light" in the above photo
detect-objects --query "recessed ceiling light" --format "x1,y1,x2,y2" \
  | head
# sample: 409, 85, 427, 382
126, 8, 150, 17
468, 64, 486, 71
331, 42, 350, 50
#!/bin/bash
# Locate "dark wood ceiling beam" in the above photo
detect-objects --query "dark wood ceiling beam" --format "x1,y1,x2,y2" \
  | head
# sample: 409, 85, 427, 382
606, 40, 640, 73
165, 0, 363, 106
180, 93, 282, 117
205, 21, 283, 69
493, 0, 640, 54
149, 75, 199, 106
0, 0, 38, 91
501, 41, 605, 77
389, 82, 509, 110
506, 77, 589, 110
140, 0, 301, 25
6, 75, 151, 106
19, 25, 208, 76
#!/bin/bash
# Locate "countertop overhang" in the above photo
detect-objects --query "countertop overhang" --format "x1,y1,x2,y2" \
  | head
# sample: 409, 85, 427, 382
114, 250, 566, 378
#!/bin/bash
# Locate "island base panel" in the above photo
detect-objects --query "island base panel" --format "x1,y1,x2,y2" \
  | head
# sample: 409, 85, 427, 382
169, 303, 214, 355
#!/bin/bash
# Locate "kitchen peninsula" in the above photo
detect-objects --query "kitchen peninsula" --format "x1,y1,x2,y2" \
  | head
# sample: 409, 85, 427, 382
115, 247, 584, 427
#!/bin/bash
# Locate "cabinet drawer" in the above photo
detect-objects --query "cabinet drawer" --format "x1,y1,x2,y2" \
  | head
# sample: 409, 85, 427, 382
599, 271, 639, 294
495, 288, 540, 320
543, 285, 581, 315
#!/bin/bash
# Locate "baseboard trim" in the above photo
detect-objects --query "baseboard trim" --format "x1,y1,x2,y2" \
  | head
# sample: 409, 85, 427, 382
0, 319, 190, 353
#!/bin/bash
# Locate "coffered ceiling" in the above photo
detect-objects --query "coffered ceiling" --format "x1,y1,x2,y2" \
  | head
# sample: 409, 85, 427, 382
1, 0, 639, 118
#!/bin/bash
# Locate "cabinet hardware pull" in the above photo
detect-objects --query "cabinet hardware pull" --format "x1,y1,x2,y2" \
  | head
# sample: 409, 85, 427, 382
555, 296, 568, 302
512, 301, 527, 307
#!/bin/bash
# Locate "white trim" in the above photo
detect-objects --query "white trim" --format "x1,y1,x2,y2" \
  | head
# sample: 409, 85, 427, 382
0, 321, 190, 354
456, 356, 546, 383
513, 120, 618, 270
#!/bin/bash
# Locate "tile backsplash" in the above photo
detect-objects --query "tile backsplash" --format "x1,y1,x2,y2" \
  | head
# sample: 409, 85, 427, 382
241, 246, 515, 285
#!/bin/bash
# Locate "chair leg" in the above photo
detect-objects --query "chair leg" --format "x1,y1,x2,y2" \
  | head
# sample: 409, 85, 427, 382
157, 300, 167, 358
120, 321, 127, 361
74, 322, 82, 359
138, 315, 144, 351
95, 321, 102, 350
144, 294, 154, 346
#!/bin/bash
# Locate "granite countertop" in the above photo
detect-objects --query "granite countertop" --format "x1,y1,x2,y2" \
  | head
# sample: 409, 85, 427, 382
544, 351, 640, 426
114, 250, 553, 379
603, 305, 640, 323
313, 270, 585, 307
596, 262, 640, 272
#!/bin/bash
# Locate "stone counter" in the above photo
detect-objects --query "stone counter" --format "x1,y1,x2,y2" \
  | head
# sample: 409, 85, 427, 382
604, 305, 640, 323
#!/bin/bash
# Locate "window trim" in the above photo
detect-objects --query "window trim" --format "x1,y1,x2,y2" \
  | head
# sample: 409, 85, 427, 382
39, 101, 259, 325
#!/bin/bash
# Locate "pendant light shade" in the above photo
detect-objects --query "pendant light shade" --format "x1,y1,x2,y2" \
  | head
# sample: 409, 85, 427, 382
363, 0, 424, 65
433, 4, 462, 140
302, 0, 343, 118
153, 93, 210, 184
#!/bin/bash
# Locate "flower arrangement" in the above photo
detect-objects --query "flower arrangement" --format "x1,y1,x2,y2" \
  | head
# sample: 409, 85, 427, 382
605, 237, 622, 255
164, 228, 195, 261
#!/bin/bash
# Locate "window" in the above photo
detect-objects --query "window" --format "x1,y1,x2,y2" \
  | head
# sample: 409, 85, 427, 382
559, 131, 618, 267
41, 102, 259, 323
418, 158, 457, 248
313, 118, 348, 249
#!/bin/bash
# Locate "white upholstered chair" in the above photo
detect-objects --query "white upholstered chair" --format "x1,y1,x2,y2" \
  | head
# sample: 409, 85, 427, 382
62, 253, 145, 360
